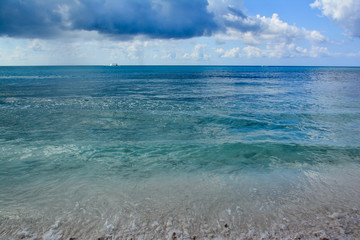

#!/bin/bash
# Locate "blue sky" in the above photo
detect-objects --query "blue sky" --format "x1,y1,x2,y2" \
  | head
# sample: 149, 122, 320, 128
0, 0, 359, 66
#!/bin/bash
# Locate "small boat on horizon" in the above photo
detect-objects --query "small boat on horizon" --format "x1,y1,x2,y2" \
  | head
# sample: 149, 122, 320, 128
109, 63, 118, 66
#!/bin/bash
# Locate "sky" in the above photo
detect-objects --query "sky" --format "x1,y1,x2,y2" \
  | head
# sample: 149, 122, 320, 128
0, 0, 360, 66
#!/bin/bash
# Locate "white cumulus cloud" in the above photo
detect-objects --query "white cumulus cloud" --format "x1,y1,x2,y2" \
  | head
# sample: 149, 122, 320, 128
183, 44, 210, 60
216, 47, 241, 58
220, 13, 327, 45
311, 0, 360, 37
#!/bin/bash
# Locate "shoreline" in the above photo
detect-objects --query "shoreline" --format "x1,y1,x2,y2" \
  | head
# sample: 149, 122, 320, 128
2, 206, 360, 239
1, 167, 360, 240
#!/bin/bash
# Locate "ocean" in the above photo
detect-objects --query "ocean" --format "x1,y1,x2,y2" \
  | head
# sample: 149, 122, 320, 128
0, 66, 360, 239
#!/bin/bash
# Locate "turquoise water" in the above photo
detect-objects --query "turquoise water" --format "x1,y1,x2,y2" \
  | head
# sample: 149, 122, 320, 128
1, 66, 360, 239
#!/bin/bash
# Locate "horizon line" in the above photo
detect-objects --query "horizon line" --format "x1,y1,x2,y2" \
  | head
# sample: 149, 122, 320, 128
1, 64, 360, 68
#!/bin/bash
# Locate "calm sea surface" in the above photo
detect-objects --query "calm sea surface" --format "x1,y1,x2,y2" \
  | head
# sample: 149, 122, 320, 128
1, 66, 360, 238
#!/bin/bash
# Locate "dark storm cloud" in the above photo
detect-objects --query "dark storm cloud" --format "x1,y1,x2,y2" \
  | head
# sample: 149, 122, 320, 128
0, 0, 63, 38
0, 0, 218, 39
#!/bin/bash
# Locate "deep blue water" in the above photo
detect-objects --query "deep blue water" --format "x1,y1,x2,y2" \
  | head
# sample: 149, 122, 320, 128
1, 66, 360, 238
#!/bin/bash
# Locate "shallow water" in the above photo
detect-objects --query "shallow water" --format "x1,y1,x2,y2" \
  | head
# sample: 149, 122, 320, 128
1, 66, 360, 239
